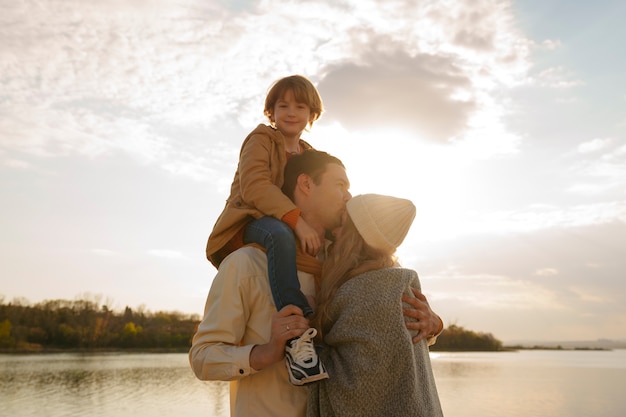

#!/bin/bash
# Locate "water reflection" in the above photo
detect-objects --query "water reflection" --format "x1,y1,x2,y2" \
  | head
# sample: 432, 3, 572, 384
2, 351, 625, 417
431, 350, 626, 417
1, 353, 230, 417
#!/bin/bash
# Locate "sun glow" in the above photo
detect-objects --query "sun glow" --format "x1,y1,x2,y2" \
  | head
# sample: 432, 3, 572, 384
310, 124, 486, 244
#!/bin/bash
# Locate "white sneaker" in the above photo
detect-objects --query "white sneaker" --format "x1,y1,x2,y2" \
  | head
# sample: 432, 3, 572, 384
285, 328, 329, 385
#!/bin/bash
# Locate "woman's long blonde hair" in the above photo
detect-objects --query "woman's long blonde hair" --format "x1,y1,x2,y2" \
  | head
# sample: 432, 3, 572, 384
312, 216, 396, 337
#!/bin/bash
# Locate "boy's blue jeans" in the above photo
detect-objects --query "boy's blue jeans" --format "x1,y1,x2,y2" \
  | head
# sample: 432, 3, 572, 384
244, 216, 313, 317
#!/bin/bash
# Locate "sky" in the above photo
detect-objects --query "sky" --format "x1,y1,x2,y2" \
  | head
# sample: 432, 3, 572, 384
1, 0, 625, 343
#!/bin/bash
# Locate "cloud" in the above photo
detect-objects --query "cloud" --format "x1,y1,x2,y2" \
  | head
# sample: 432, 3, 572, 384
2, 158, 32, 169
416, 220, 626, 340
578, 138, 613, 153
534, 268, 559, 276
423, 220, 626, 299
0, 0, 243, 175
318, 51, 475, 142
314, 0, 531, 144
91, 248, 118, 257
426, 272, 563, 311
479, 202, 626, 232
147, 249, 187, 260
535, 66, 585, 88
539, 39, 562, 50
566, 139, 626, 196
568, 286, 606, 303
1, 0, 532, 175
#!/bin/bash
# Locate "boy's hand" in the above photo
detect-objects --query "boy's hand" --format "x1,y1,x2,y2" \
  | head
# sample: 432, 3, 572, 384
294, 217, 321, 256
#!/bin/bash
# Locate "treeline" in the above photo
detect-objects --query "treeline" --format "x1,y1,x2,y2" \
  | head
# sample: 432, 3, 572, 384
430, 324, 504, 351
1, 297, 503, 352
0, 296, 200, 352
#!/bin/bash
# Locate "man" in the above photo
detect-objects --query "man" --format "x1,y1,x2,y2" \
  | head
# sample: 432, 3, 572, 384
189, 150, 442, 417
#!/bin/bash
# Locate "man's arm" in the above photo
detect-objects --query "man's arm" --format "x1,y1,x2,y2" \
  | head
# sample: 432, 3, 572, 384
402, 287, 444, 346
189, 248, 311, 380
249, 304, 309, 370
189, 254, 257, 381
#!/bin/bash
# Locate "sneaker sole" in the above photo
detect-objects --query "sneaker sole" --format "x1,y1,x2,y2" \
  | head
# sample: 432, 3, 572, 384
288, 370, 329, 386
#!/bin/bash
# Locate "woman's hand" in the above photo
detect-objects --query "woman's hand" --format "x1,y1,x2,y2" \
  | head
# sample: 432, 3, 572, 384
402, 287, 444, 344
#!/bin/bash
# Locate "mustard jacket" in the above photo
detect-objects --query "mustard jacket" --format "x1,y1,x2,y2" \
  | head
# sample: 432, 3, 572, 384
206, 124, 313, 267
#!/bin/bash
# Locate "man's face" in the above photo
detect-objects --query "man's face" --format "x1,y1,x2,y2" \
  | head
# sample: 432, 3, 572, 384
309, 163, 351, 231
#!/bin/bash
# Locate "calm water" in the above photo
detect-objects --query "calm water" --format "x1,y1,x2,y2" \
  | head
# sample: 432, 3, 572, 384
1, 350, 625, 417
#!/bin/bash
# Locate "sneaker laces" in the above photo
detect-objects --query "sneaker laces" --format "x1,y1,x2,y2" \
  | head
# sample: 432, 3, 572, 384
289, 328, 318, 364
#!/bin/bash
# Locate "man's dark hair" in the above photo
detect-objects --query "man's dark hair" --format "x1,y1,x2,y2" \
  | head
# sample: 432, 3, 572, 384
282, 150, 345, 201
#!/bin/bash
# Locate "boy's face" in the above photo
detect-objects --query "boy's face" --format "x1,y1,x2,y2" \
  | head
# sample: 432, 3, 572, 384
272, 89, 313, 141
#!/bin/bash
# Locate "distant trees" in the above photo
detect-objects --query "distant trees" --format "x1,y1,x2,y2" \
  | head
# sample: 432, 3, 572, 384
0, 296, 200, 352
0, 296, 504, 352
430, 324, 504, 351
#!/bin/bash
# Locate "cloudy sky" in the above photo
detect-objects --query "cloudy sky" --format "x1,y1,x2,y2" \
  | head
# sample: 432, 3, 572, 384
2, 0, 625, 343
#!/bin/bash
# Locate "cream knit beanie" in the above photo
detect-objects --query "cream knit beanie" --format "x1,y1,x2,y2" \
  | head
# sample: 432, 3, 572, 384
346, 193, 416, 253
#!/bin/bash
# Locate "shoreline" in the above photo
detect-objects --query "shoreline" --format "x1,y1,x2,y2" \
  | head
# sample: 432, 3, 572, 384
1, 346, 613, 355
0, 347, 190, 355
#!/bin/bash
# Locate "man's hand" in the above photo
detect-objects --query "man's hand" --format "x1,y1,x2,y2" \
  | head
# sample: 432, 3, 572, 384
402, 287, 444, 344
249, 305, 309, 371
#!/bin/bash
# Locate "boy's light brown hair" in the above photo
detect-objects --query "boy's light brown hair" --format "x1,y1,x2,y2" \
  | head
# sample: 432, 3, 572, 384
264, 75, 324, 126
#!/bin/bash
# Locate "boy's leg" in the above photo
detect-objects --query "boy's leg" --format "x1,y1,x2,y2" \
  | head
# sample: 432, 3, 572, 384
244, 216, 328, 385
243, 217, 313, 316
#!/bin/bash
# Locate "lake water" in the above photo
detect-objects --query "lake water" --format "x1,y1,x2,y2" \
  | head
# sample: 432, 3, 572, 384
1, 350, 625, 417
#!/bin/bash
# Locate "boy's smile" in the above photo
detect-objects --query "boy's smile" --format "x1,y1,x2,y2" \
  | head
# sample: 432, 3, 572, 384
273, 89, 313, 142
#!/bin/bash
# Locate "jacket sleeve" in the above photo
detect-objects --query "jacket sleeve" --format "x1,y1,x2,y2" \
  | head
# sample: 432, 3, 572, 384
238, 133, 297, 220
189, 253, 259, 381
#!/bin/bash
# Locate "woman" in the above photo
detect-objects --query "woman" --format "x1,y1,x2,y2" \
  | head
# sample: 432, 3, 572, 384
308, 193, 444, 417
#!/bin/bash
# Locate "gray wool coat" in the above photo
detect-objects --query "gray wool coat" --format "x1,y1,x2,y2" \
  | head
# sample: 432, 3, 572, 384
307, 267, 444, 417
